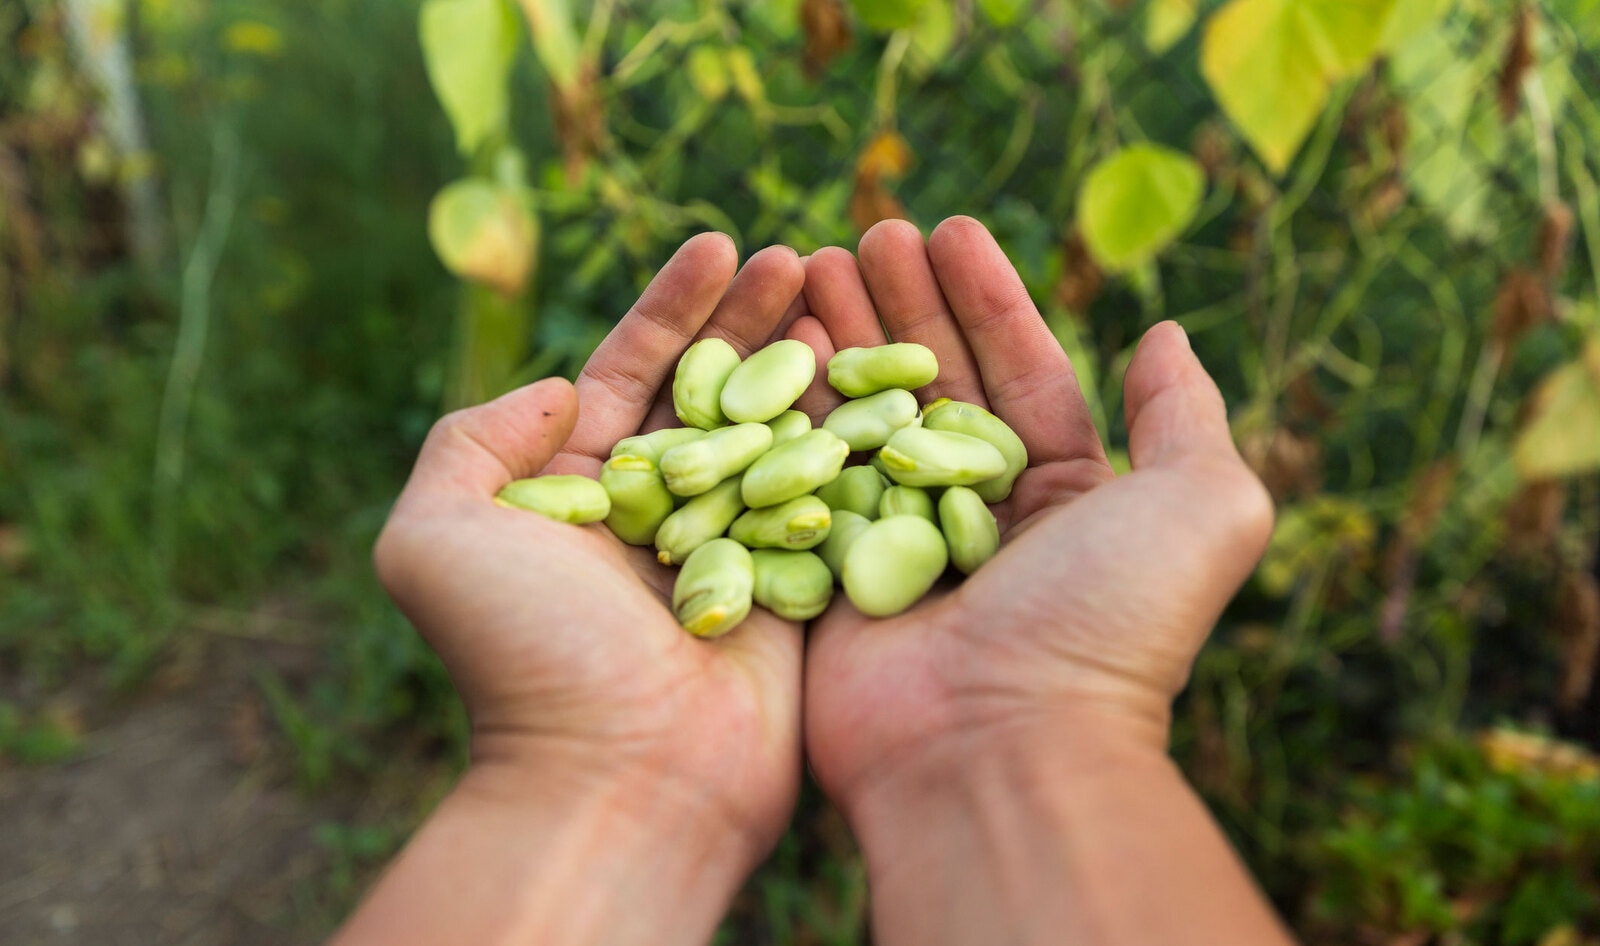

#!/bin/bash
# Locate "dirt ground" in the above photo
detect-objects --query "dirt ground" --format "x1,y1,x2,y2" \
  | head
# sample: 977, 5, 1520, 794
0, 631, 383, 945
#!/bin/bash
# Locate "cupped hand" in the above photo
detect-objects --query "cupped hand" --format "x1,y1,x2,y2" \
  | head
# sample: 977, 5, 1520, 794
791, 217, 1275, 812
373, 235, 808, 865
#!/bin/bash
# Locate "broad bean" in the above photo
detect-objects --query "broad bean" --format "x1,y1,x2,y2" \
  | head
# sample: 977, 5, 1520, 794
841, 516, 949, 617
672, 538, 754, 639
672, 338, 742, 430
877, 427, 1006, 488
879, 484, 937, 524
741, 429, 850, 508
611, 427, 705, 465
654, 475, 746, 565
720, 339, 816, 423
766, 409, 812, 446
495, 475, 610, 523
659, 422, 773, 497
751, 549, 834, 621
729, 496, 832, 550
920, 399, 1028, 502
938, 485, 1000, 574
826, 343, 938, 397
813, 465, 887, 520
822, 388, 920, 451
600, 455, 675, 546
816, 509, 872, 580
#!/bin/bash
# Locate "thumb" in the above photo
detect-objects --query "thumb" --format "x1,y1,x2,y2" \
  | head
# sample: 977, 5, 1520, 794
1121, 321, 1275, 564
398, 377, 581, 505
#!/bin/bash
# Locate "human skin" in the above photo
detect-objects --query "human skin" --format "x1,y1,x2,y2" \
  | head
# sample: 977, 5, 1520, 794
796, 216, 1297, 946
332, 237, 811, 946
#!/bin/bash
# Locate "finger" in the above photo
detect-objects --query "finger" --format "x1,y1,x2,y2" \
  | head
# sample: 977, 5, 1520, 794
786, 315, 844, 423
1121, 321, 1276, 578
397, 377, 579, 505
857, 219, 985, 405
803, 246, 889, 350
639, 244, 806, 433
563, 232, 738, 466
926, 215, 1105, 466
771, 261, 815, 340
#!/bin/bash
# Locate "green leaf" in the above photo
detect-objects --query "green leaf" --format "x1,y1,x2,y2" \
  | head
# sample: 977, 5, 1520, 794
1146, 0, 1197, 55
1200, 0, 1395, 174
977, 0, 1027, 28
428, 178, 540, 297
1513, 337, 1600, 481
907, 0, 956, 77
1076, 144, 1205, 272
851, 0, 931, 32
419, 0, 520, 157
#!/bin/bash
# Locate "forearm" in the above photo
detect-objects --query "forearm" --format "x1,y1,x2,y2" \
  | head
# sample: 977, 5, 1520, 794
331, 759, 754, 946
847, 725, 1297, 946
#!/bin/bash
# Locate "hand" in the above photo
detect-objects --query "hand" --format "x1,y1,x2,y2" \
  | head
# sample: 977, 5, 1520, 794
371, 235, 807, 889
796, 216, 1275, 814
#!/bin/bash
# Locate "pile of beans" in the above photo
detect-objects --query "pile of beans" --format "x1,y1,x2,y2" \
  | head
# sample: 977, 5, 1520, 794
494, 339, 1026, 637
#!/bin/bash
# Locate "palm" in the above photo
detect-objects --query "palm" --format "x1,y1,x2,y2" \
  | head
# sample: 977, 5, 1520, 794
793, 218, 1272, 804
377, 235, 810, 848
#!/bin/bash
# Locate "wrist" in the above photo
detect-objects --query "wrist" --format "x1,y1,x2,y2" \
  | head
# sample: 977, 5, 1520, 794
335, 755, 760, 946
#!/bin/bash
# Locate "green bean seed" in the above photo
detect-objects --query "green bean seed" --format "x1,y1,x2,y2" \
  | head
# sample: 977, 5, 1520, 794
878, 427, 1007, 488
766, 409, 813, 446
730, 496, 832, 550
841, 516, 949, 617
673, 338, 742, 430
822, 388, 920, 451
741, 429, 850, 508
600, 455, 676, 545
495, 475, 611, 523
751, 549, 834, 621
672, 538, 754, 639
655, 475, 746, 565
920, 399, 1028, 502
611, 427, 705, 465
720, 339, 817, 423
659, 422, 773, 497
938, 486, 1000, 575
813, 465, 887, 520
826, 343, 939, 398
879, 484, 937, 524
816, 509, 872, 580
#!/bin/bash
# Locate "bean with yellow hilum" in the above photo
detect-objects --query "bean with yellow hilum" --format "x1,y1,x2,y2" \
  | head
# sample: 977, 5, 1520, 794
493, 338, 1022, 636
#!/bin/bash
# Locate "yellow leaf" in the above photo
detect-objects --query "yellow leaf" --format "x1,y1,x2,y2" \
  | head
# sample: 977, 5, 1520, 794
428, 179, 539, 297
1146, 0, 1197, 55
1200, 0, 1395, 174
857, 131, 913, 180
686, 46, 729, 102
1514, 336, 1600, 481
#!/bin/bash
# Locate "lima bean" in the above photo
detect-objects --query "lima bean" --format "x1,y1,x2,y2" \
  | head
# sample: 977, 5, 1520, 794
826, 343, 938, 397
841, 516, 949, 617
878, 427, 1007, 488
672, 538, 754, 638
600, 455, 675, 546
495, 475, 611, 524
751, 549, 834, 620
822, 388, 920, 451
659, 422, 773, 497
729, 496, 832, 550
741, 429, 850, 508
938, 485, 1000, 574
920, 399, 1028, 502
720, 339, 816, 423
654, 475, 746, 565
673, 338, 742, 430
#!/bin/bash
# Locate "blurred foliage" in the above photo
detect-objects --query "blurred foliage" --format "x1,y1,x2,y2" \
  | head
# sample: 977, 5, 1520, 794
3, 0, 1600, 942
